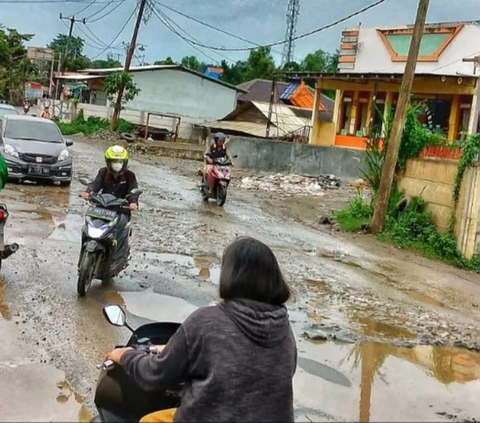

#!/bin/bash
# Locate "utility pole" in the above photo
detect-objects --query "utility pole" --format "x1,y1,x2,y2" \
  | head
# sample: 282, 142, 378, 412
266, 77, 277, 138
463, 56, 480, 133
59, 14, 86, 71
370, 0, 430, 234
110, 0, 148, 131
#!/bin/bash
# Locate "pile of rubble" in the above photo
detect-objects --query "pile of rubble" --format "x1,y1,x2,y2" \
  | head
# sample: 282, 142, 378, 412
93, 129, 122, 142
238, 173, 344, 197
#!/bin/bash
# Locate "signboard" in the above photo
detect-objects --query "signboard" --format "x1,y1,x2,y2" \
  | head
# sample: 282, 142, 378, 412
27, 47, 54, 62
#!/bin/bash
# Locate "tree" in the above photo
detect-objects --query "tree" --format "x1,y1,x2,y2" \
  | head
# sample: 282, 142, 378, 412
180, 55, 202, 72
244, 47, 275, 81
0, 26, 33, 103
281, 61, 302, 73
301, 49, 338, 73
103, 71, 141, 109
90, 58, 122, 69
221, 59, 247, 85
48, 34, 90, 71
154, 57, 175, 65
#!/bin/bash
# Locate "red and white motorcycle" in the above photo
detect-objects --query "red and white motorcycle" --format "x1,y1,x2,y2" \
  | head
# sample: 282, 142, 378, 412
200, 155, 237, 207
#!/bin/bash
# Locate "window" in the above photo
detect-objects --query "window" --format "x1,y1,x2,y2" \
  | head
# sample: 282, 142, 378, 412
340, 94, 353, 134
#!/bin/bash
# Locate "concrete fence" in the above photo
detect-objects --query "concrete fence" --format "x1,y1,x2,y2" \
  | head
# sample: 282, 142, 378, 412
227, 137, 366, 180
400, 157, 479, 259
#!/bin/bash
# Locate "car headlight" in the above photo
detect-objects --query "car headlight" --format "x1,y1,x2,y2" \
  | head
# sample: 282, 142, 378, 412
4, 144, 19, 158
58, 149, 70, 161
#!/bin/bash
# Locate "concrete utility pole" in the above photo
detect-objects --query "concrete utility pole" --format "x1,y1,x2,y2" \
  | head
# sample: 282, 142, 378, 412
266, 77, 277, 138
370, 0, 430, 234
59, 14, 86, 68
110, 0, 148, 131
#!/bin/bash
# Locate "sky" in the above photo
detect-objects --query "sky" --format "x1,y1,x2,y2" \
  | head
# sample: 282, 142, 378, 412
0, 0, 479, 66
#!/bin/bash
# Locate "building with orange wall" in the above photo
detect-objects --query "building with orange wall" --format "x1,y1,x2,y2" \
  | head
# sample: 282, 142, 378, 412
287, 21, 480, 149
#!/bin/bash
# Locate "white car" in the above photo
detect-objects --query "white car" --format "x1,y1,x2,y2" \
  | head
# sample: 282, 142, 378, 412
0, 104, 19, 120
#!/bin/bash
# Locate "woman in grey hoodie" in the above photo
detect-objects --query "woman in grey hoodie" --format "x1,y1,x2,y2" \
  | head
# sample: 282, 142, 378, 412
105, 236, 297, 423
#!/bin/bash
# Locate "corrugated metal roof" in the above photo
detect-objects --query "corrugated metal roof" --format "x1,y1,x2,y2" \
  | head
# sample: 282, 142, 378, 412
200, 120, 269, 138
252, 101, 311, 136
55, 74, 104, 81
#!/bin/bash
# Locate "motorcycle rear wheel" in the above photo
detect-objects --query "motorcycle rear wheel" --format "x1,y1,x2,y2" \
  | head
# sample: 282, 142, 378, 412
77, 252, 95, 297
216, 185, 227, 207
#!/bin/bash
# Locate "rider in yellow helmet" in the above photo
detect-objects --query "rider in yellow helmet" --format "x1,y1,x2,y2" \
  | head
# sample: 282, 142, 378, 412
81, 145, 139, 264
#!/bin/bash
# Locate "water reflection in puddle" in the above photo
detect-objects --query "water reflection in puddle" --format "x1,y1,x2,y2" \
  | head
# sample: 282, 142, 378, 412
296, 340, 480, 422
144, 252, 221, 285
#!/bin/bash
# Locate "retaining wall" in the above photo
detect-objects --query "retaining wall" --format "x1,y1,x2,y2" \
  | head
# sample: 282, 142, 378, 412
227, 137, 366, 180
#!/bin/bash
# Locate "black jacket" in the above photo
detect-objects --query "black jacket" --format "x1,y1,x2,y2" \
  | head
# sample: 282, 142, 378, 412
87, 167, 139, 205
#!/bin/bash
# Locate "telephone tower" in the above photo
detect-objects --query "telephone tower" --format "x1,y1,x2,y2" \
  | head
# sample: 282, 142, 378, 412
281, 0, 300, 65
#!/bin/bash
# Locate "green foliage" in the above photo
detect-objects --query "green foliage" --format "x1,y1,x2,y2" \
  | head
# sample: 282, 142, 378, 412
244, 47, 276, 81
48, 33, 90, 72
57, 113, 133, 136
90, 58, 122, 69
154, 57, 175, 66
448, 133, 480, 233
334, 191, 373, 232
397, 104, 441, 171
103, 71, 141, 107
180, 55, 202, 72
0, 26, 33, 102
335, 192, 479, 272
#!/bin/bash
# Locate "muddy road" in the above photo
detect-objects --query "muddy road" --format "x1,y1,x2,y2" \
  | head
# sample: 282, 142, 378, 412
0, 137, 478, 422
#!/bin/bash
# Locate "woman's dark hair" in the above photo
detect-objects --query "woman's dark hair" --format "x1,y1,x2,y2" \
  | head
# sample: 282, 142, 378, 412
219, 236, 290, 306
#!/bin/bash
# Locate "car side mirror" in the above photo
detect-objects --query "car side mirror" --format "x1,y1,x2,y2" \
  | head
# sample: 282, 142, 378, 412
103, 305, 126, 327
232, 154, 238, 159
65, 138, 74, 147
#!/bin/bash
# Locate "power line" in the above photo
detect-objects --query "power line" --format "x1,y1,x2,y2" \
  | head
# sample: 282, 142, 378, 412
151, 4, 235, 64
70, 0, 97, 16
86, 0, 125, 22
152, 0, 298, 60
150, 6, 221, 64
89, 3, 138, 60
152, 0, 389, 52
0, 0, 123, 3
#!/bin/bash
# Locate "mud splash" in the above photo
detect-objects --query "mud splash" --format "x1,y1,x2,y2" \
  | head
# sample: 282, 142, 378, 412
56, 380, 93, 422
296, 340, 480, 422
0, 277, 11, 320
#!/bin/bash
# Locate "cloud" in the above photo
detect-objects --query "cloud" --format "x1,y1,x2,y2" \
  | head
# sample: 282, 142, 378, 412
0, 0, 478, 64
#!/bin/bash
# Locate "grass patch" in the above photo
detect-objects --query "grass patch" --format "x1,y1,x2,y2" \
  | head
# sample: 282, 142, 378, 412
55, 110, 134, 136
335, 194, 479, 273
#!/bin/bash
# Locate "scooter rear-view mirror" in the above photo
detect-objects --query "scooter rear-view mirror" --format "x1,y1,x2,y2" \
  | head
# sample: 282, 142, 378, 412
130, 188, 143, 196
78, 177, 92, 186
103, 305, 127, 327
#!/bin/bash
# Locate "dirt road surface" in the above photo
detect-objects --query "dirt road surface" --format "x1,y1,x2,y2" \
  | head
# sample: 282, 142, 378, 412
0, 137, 478, 422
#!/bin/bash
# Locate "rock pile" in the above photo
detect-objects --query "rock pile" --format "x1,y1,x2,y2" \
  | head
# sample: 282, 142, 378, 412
93, 129, 122, 142
239, 173, 344, 197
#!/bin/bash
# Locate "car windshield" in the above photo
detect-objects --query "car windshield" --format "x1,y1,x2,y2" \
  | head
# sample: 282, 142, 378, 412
0, 108, 18, 118
4, 120, 63, 143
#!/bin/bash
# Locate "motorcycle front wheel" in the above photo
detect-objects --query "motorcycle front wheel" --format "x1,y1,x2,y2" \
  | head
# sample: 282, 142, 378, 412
216, 185, 227, 207
77, 251, 95, 297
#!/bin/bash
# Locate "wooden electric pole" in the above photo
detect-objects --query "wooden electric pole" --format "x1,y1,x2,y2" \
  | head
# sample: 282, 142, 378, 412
370, 0, 430, 234
59, 14, 86, 71
110, 0, 148, 131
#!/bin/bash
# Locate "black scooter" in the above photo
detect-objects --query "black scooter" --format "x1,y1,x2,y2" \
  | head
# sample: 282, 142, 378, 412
91, 305, 182, 422
0, 202, 19, 270
77, 178, 142, 296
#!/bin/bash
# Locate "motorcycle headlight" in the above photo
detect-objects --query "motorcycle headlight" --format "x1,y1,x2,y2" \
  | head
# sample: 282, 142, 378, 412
87, 224, 109, 239
217, 171, 225, 178
58, 149, 70, 161
4, 144, 19, 158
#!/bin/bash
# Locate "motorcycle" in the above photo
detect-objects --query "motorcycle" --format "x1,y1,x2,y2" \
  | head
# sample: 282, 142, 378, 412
77, 178, 142, 297
0, 202, 19, 270
91, 304, 182, 422
200, 154, 237, 207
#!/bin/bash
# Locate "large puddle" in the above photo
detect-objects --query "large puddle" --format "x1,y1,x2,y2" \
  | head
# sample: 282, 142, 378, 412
109, 290, 480, 422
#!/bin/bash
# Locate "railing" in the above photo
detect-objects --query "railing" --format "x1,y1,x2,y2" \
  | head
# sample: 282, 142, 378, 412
420, 146, 463, 160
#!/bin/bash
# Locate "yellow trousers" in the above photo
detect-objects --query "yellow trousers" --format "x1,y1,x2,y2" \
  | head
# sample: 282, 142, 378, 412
139, 408, 177, 422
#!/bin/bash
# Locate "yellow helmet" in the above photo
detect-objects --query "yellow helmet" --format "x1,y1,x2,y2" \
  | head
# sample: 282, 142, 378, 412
104, 145, 129, 173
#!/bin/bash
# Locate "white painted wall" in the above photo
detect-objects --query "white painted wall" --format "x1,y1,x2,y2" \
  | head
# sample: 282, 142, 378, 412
125, 69, 238, 120
343, 24, 480, 76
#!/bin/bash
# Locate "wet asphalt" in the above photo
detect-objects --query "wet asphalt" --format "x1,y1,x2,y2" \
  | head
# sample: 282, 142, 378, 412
0, 137, 479, 422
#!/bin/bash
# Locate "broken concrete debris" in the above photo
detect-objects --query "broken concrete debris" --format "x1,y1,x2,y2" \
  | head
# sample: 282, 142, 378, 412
239, 174, 344, 197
